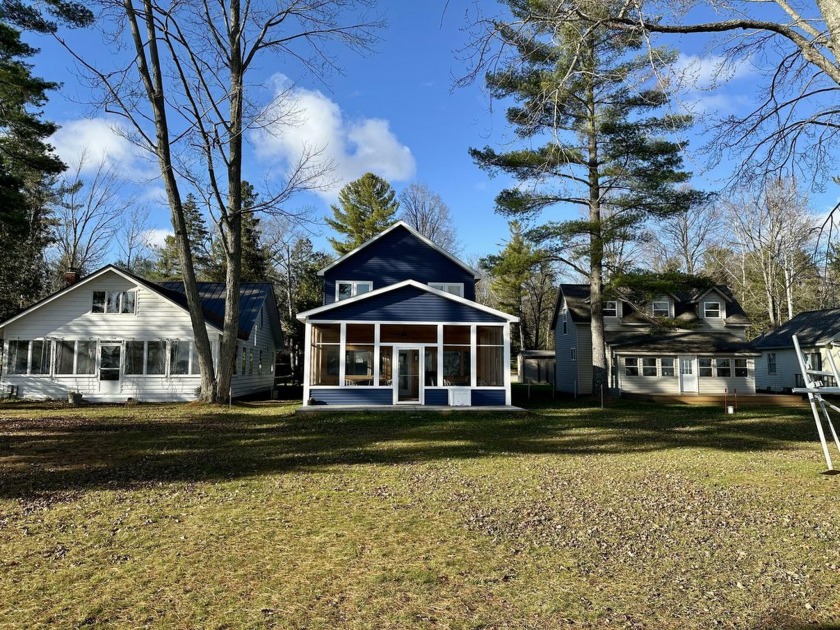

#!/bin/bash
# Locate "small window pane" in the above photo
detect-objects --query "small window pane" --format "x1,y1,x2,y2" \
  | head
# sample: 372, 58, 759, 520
356, 282, 372, 295
734, 359, 748, 378
425, 347, 438, 386
624, 357, 639, 377
661, 358, 675, 377
716, 358, 731, 378
603, 301, 618, 317
477, 326, 503, 345
337, 282, 353, 300
652, 301, 669, 317
443, 325, 470, 344
105, 292, 121, 313
705, 302, 721, 318
699, 358, 713, 377
92, 291, 106, 313
642, 358, 657, 376
121, 291, 136, 314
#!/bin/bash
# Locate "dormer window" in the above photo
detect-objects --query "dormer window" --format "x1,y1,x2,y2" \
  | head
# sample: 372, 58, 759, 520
603, 301, 618, 317
429, 282, 464, 298
652, 301, 670, 317
704, 302, 722, 318
336, 281, 372, 301
92, 290, 136, 314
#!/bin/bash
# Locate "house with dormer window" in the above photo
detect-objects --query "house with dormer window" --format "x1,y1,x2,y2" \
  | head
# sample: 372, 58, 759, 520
552, 284, 758, 396
0, 265, 282, 401
296, 222, 519, 407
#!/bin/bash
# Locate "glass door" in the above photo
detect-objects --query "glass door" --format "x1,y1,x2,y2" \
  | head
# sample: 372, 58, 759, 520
397, 348, 420, 403
99, 343, 122, 394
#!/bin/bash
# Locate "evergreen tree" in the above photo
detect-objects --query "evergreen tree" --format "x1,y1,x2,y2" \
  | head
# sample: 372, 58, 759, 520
326, 172, 399, 255
151, 194, 213, 280
470, 0, 706, 393
0, 23, 64, 318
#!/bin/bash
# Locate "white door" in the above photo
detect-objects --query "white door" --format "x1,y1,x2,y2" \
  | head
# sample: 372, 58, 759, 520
395, 347, 421, 404
679, 356, 697, 394
99, 343, 122, 395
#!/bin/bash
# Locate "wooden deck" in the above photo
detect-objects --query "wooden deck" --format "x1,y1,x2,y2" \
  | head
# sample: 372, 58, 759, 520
623, 393, 809, 407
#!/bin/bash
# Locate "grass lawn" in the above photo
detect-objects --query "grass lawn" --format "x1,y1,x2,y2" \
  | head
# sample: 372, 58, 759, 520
1, 399, 839, 628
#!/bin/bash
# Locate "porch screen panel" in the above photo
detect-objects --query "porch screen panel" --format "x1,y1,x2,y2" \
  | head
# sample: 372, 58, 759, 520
443, 325, 471, 386
147, 341, 165, 375
345, 324, 374, 384
56, 340, 75, 374
126, 341, 145, 375
379, 345, 393, 385
476, 326, 503, 386
380, 325, 437, 344
30, 340, 51, 375
425, 348, 438, 386
311, 324, 340, 386
76, 341, 96, 374
170, 341, 193, 375
8, 340, 28, 374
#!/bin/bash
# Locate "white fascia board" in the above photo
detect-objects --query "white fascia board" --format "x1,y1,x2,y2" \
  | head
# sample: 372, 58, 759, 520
316, 221, 482, 279
297, 279, 519, 323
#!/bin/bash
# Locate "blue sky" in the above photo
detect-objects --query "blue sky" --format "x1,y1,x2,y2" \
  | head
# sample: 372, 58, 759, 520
22, 1, 840, 267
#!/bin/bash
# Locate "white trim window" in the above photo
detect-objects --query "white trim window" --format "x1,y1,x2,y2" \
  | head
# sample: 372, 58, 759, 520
603, 301, 618, 317
642, 357, 658, 376
92, 290, 136, 314
767, 353, 777, 374
734, 358, 749, 377
336, 281, 372, 301
429, 282, 464, 297
704, 302, 722, 318
661, 357, 675, 377
624, 357, 639, 376
170, 340, 197, 375
125, 340, 166, 376
6, 340, 52, 376
570, 347, 577, 361
652, 301, 670, 317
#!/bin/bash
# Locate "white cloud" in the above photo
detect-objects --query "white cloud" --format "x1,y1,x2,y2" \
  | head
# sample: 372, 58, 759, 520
670, 54, 755, 91
51, 118, 152, 178
253, 75, 416, 199
142, 228, 173, 249
680, 92, 752, 116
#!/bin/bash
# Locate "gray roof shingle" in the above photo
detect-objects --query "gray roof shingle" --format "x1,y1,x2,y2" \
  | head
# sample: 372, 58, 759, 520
751, 308, 840, 349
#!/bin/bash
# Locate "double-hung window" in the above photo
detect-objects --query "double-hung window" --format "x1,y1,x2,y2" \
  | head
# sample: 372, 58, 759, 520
603, 301, 618, 317
652, 301, 670, 318
704, 302, 722, 318
336, 281, 372, 301
624, 357, 639, 376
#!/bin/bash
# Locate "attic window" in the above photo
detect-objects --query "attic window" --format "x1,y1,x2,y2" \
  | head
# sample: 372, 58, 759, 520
704, 302, 721, 318
430, 283, 464, 298
652, 301, 670, 318
603, 301, 618, 317
92, 290, 136, 314
336, 281, 372, 301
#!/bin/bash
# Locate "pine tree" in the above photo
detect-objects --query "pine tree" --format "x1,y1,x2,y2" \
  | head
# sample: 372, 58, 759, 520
326, 172, 399, 255
470, 0, 706, 393
0, 23, 64, 319
151, 194, 213, 280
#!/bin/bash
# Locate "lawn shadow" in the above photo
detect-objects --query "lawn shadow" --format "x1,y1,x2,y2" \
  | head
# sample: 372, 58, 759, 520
0, 399, 822, 497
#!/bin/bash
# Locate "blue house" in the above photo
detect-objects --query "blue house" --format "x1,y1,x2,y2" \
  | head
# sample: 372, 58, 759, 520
297, 222, 519, 407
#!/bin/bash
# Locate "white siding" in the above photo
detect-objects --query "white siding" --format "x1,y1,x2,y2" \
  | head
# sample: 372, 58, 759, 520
755, 348, 807, 392
698, 295, 728, 330
0, 270, 277, 401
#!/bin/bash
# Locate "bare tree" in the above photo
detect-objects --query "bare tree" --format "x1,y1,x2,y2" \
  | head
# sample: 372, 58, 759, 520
571, 0, 840, 187
50, 156, 128, 287
399, 182, 460, 252
723, 179, 817, 326
115, 205, 153, 272
56, 0, 381, 401
646, 198, 723, 275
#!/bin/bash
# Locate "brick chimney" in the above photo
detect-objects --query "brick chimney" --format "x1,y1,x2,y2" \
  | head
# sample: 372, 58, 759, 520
65, 267, 80, 287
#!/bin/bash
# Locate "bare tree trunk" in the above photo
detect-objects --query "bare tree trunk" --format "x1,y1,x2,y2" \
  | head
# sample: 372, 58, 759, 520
126, 0, 216, 401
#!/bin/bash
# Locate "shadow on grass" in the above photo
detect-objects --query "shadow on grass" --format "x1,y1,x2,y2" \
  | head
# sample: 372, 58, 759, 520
0, 399, 820, 497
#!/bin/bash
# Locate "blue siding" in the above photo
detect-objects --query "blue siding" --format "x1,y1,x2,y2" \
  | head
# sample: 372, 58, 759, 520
471, 390, 506, 406
424, 389, 449, 405
324, 225, 476, 303
310, 388, 393, 405
313, 285, 506, 323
